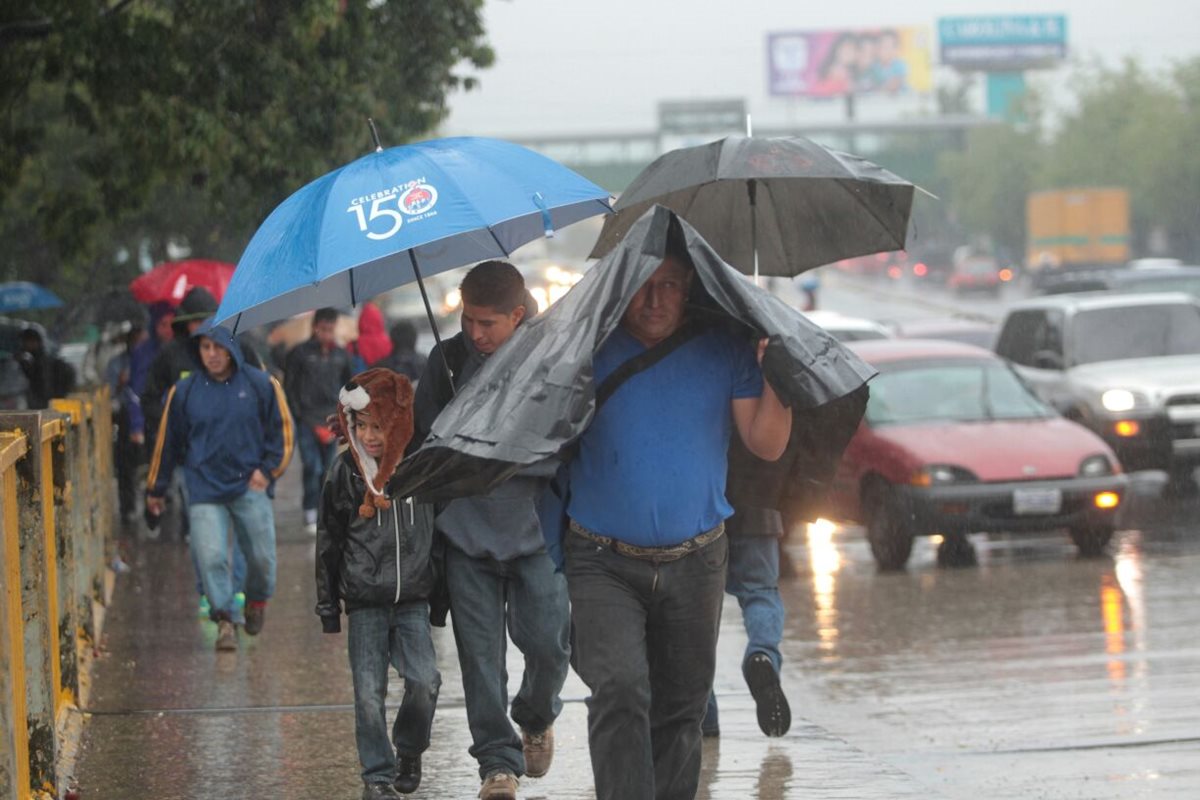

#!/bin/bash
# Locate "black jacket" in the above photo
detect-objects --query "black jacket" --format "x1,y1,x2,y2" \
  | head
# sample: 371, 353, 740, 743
315, 451, 435, 632
284, 337, 354, 429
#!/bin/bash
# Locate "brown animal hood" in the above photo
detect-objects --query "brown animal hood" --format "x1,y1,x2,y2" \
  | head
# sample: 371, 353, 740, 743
336, 368, 414, 518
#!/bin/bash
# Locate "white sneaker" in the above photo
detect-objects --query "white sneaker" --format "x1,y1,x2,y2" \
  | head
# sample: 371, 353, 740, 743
305, 509, 318, 535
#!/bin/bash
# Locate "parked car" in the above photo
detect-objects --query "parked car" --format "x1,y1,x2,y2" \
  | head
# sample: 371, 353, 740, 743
827, 340, 1128, 570
1037, 265, 1200, 298
893, 318, 997, 349
994, 293, 1200, 485
803, 310, 893, 342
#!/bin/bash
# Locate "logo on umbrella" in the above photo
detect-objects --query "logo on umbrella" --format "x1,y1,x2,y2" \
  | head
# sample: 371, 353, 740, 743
400, 183, 438, 216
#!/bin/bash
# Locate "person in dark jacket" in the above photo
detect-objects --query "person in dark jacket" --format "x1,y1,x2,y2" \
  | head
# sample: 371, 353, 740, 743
17, 328, 75, 409
412, 262, 567, 800
316, 368, 439, 800
141, 287, 219, 450
285, 307, 354, 534
145, 323, 294, 651
374, 321, 427, 384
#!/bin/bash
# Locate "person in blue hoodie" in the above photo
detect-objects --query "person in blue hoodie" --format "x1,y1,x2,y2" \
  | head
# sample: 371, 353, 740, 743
145, 321, 295, 651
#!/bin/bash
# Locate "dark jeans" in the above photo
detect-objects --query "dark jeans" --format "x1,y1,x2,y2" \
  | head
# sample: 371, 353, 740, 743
445, 544, 571, 779
565, 529, 728, 800
296, 423, 337, 513
114, 409, 140, 519
348, 603, 441, 786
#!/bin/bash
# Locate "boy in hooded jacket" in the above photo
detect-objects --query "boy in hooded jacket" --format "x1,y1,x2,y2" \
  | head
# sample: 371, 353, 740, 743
316, 368, 440, 800
146, 322, 294, 651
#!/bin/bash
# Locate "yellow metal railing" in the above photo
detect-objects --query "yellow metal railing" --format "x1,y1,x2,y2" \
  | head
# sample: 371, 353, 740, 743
1, 384, 113, 800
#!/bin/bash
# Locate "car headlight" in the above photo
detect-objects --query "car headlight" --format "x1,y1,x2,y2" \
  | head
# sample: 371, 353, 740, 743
1101, 389, 1145, 412
1079, 454, 1115, 477
910, 465, 979, 487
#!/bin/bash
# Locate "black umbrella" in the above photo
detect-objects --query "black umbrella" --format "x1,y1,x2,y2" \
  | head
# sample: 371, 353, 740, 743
590, 135, 916, 278
388, 205, 874, 521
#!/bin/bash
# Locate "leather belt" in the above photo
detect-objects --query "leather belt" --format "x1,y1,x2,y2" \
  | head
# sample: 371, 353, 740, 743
569, 519, 725, 563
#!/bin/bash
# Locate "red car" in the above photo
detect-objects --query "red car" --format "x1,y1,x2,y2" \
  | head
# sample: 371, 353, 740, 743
946, 256, 1009, 295
826, 340, 1128, 570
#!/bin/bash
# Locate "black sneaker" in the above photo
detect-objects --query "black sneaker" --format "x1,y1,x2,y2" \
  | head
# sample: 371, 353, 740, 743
362, 782, 400, 800
244, 601, 267, 636
394, 754, 421, 794
743, 653, 791, 737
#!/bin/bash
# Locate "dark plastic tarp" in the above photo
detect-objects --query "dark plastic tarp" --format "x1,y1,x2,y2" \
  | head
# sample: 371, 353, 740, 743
389, 205, 874, 517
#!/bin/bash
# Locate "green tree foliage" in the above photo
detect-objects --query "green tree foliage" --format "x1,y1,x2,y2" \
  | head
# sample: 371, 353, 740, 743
937, 122, 1041, 260
937, 57, 1200, 262
1, 0, 493, 305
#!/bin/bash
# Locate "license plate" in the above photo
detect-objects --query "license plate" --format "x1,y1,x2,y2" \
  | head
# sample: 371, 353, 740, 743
1013, 488, 1062, 515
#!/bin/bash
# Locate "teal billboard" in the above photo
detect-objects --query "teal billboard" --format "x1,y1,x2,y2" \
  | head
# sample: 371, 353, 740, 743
939, 15, 1067, 70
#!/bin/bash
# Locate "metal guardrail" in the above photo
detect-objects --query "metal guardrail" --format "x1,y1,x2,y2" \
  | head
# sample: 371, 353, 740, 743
0, 386, 113, 800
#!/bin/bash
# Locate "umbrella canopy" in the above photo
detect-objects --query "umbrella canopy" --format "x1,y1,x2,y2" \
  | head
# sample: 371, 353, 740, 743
590, 135, 915, 277
130, 259, 236, 305
388, 205, 874, 519
0, 282, 63, 312
214, 136, 612, 333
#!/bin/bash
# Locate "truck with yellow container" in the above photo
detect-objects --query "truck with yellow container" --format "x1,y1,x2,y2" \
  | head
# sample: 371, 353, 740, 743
1026, 188, 1130, 286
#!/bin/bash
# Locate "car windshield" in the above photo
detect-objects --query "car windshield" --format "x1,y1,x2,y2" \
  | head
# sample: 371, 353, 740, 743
1122, 275, 1200, 298
867, 361, 1052, 425
830, 328, 889, 342
962, 260, 996, 275
1070, 304, 1200, 364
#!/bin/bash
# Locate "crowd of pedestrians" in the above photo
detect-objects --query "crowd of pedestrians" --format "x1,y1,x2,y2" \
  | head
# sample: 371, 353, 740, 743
110, 248, 797, 800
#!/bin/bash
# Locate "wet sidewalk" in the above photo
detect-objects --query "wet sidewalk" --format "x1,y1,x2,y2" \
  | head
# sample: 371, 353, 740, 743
72, 468, 938, 799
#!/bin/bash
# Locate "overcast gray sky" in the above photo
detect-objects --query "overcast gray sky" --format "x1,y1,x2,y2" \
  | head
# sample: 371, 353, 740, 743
441, 0, 1197, 137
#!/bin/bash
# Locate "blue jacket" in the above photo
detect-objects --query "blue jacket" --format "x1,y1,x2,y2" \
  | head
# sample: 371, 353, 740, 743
147, 325, 294, 504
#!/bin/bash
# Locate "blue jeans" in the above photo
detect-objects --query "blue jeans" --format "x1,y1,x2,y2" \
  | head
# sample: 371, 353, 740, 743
188, 489, 276, 618
566, 530, 728, 800
192, 534, 247, 599
445, 544, 571, 779
297, 423, 337, 513
348, 603, 441, 785
704, 534, 784, 730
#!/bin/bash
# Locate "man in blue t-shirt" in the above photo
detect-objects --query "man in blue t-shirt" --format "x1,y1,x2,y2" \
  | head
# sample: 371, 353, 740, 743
565, 244, 792, 800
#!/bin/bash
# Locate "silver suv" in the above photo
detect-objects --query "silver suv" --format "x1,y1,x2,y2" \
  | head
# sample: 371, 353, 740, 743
994, 292, 1200, 484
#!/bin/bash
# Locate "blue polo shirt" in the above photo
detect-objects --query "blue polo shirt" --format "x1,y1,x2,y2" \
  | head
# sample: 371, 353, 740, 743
567, 326, 763, 547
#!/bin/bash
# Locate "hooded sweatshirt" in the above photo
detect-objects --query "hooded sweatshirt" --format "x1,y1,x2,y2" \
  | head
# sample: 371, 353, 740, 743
147, 325, 294, 504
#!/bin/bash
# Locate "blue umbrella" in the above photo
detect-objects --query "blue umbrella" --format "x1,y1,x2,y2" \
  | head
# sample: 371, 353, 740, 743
214, 136, 613, 336
0, 282, 63, 312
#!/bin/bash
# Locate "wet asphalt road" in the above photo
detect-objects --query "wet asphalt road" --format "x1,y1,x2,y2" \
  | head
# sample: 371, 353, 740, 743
74, 278, 1200, 798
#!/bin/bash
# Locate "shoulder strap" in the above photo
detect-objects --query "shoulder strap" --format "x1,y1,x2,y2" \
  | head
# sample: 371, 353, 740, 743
595, 321, 706, 411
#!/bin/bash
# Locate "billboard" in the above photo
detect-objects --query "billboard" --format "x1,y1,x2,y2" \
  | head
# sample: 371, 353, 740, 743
767, 28, 932, 98
939, 15, 1067, 70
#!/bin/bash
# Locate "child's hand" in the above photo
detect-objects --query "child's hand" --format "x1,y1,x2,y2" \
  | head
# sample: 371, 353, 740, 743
324, 412, 348, 446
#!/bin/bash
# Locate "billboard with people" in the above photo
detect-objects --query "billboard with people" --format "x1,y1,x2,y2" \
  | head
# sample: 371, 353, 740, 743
767, 28, 933, 98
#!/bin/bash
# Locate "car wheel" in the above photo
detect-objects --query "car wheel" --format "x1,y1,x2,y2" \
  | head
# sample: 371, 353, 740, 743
1069, 523, 1114, 558
866, 484, 915, 571
936, 533, 977, 568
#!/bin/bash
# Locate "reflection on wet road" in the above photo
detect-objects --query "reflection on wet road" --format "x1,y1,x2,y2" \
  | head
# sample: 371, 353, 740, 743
761, 495, 1200, 798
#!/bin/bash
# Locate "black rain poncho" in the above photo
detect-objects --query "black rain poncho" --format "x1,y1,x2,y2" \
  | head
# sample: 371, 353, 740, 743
388, 205, 874, 523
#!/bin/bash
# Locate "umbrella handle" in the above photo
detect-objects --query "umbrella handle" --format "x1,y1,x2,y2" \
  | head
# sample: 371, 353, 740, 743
409, 251, 455, 395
